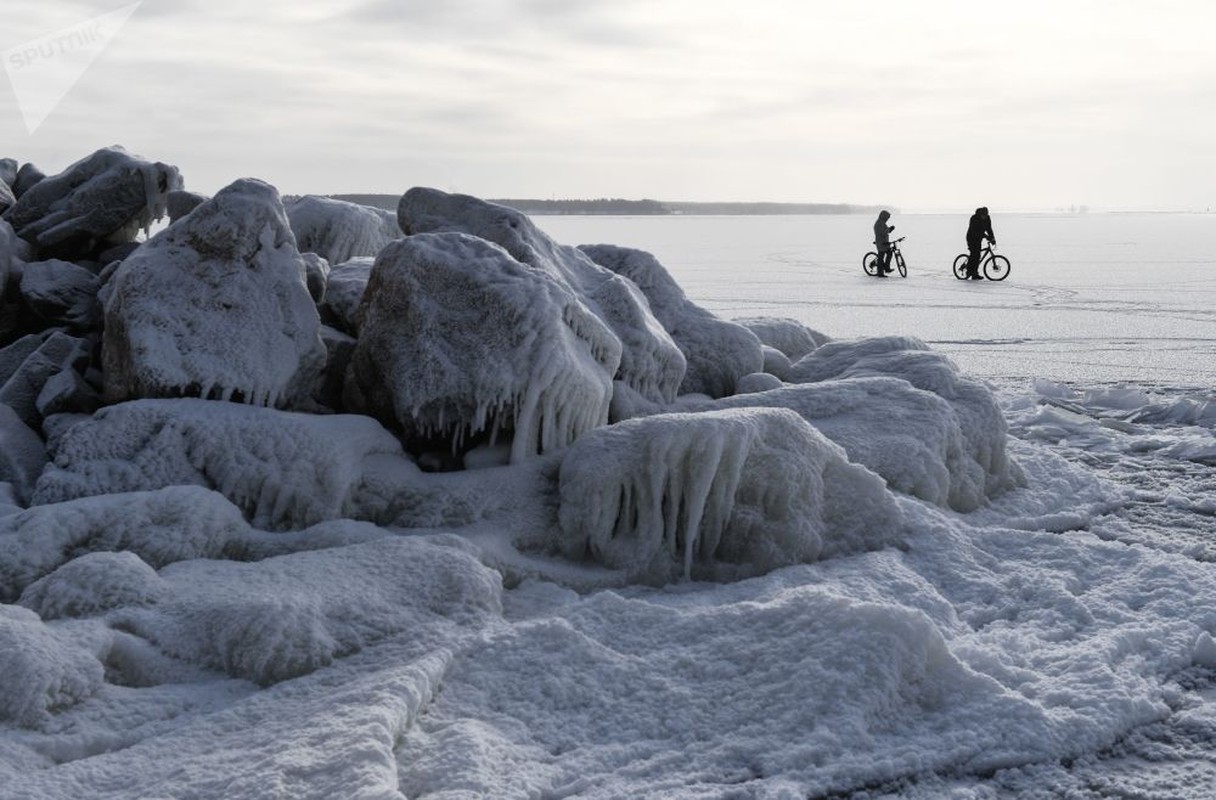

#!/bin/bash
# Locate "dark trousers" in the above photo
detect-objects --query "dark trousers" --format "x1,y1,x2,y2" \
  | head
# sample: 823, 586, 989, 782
966, 242, 982, 276
878, 248, 892, 272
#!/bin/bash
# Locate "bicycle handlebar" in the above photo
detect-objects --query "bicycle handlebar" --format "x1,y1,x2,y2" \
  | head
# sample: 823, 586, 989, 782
873, 237, 906, 245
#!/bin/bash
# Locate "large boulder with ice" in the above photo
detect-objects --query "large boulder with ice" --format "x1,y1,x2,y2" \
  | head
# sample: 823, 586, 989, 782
580, 244, 764, 397
346, 233, 621, 463
18, 259, 101, 330
0, 403, 46, 506
0, 605, 104, 727
0, 177, 13, 215
115, 537, 502, 685
11, 162, 45, 199
693, 377, 988, 511
0, 330, 90, 428
101, 178, 326, 408
0, 486, 250, 601
4, 146, 181, 260
287, 195, 400, 264
558, 406, 899, 583
32, 398, 407, 531
787, 336, 1022, 501
399, 188, 686, 405
735, 316, 828, 361
0, 157, 16, 189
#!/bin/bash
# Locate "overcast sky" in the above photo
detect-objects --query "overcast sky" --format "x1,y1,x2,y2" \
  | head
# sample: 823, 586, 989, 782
2, 0, 1214, 211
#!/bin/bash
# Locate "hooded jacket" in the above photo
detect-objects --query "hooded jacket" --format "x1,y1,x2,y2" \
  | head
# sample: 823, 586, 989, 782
966, 208, 995, 248
873, 210, 893, 250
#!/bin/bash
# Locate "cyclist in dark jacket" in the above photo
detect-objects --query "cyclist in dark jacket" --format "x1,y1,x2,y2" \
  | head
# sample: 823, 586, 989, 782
873, 209, 895, 276
965, 207, 995, 279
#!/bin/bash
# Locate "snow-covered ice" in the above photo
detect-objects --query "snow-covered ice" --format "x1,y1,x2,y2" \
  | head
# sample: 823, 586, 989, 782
2, 203, 1215, 799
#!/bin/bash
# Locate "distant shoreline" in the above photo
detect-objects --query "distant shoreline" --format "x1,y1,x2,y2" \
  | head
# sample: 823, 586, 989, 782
321, 194, 886, 216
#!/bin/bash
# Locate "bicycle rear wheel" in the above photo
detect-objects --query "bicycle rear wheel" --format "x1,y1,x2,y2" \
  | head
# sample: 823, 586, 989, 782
896, 253, 907, 277
863, 252, 880, 276
984, 255, 1011, 281
952, 254, 969, 279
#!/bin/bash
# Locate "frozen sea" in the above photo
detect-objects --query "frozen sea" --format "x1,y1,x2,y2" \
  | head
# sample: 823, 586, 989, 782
6, 210, 1216, 800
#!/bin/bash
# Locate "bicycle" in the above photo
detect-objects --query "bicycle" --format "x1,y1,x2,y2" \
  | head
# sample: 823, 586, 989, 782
863, 237, 907, 278
952, 242, 1010, 281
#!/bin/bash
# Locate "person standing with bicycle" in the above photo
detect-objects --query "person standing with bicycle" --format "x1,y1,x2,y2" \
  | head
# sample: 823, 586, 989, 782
965, 207, 996, 280
873, 209, 895, 276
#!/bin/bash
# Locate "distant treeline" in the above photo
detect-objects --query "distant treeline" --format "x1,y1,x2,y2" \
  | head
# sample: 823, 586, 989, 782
323, 194, 884, 216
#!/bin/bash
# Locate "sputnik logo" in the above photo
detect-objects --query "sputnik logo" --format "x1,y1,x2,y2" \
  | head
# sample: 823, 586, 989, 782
3, 2, 141, 135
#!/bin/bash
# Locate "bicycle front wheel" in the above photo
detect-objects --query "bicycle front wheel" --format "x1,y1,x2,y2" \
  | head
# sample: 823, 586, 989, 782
863, 252, 880, 276
896, 253, 907, 277
984, 255, 1011, 281
952, 254, 969, 279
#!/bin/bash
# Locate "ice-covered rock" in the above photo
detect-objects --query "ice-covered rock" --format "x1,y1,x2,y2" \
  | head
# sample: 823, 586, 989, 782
318, 256, 373, 334
760, 345, 793, 380
0, 605, 104, 727
101, 178, 326, 408
36, 366, 102, 419
558, 406, 900, 582
5, 146, 181, 259
399, 188, 685, 404
0, 403, 47, 505
11, 162, 45, 199
315, 325, 356, 409
0, 157, 16, 188
580, 243, 764, 398
696, 377, 987, 511
0, 331, 90, 428
19, 551, 168, 620
32, 398, 408, 530
788, 336, 1022, 503
165, 189, 207, 222
0, 486, 249, 601
345, 232, 621, 463
300, 251, 330, 302
736, 316, 828, 361
18, 259, 101, 329
0, 220, 21, 307
287, 195, 400, 264
0, 177, 13, 214
0, 333, 47, 387
116, 536, 502, 685
736, 371, 784, 394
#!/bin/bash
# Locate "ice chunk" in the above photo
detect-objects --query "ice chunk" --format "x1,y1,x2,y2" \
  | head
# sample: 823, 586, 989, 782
4, 146, 181, 260
558, 406, 900, 582
287, 195, 400, 264
318, 256, 373, 335
0, 485, 249, 601
0, 605, 104, 727
580, 243, 764, 397
18, 258, 101, 330
399, 188, 685, 404
117, 537, 502, 685
101, 178, 326, 409
1083, 386, 1151, 410
32, 398, 406, 530
345, 233, 621, 463
0, 402, 47, 505
19, 551, 168, 620
789, 336, 1023, 503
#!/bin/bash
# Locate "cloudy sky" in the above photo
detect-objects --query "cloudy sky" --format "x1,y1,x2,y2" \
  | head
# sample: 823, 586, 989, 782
2, 0, 1214, 211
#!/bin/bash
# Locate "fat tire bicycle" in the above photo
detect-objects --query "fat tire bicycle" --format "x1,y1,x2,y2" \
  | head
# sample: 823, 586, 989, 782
863, 237, 907, 278
953, 243, 1011, 281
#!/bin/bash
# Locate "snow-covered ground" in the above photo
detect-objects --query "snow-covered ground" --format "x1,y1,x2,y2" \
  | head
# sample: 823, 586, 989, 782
4, 205, 1216, 799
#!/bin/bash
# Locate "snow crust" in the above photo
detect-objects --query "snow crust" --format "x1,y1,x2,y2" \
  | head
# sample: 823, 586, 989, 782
101, 178, 325, 408
32, 399, 407, 530
581, 243, 764, 397
287, 195, 401, 264
345, 232, 621, 462
19, 552, 167, 620
398, 188, 686, 404
0, 605, 104, 728
558, 406, 899, 582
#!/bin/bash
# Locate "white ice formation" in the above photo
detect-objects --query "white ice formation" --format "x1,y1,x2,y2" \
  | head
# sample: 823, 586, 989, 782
735, 315, 829, 361
398, 188, 686, 405
558, 406, 899, 582
580, 243, 764, 397
345, 233, 621, 462
0, 605, 104, 727
115, 537, 502, 685
31, 399, 408, 531
4, 146, 181, 259
788, 336, 1023, 507
18, 551, 168, 620
287, 195, 401, 264
100, 178, 326, 408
